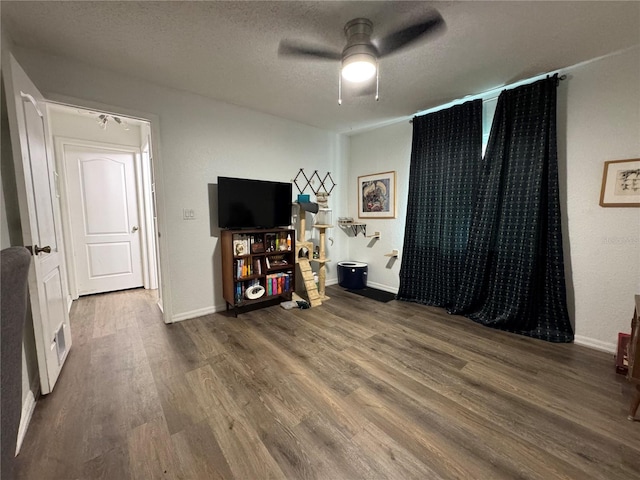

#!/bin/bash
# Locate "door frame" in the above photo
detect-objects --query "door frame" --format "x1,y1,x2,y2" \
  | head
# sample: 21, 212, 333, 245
139, 133, 159, 292
44, 96, 172, 324
53, 137, 155, 300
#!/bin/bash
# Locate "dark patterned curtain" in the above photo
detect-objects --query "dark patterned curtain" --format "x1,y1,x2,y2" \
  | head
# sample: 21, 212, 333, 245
452, 76, 573, 342
397, 100, 482, 308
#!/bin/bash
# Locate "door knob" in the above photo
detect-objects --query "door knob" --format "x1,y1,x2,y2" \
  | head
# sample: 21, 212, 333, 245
34, 245, 51, 255
132, 226, 139, 233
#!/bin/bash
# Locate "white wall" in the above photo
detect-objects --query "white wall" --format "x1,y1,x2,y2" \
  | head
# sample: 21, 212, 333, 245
10, 46, 348, 322
1, 57, 21, 249
0, 180, 9, 248
349, 47, 640, 351
561, 47, 640, 351
1, 92, 14, 249
347, 121, 412, 292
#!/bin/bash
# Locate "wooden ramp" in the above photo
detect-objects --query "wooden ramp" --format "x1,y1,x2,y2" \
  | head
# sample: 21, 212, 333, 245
297, 258, 322, 307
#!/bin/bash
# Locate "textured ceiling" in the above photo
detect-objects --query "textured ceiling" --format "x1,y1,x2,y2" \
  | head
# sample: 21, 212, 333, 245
2, 1, 639, 134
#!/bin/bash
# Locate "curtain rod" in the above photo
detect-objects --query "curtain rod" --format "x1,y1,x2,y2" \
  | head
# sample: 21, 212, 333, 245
409, 74, 567, 123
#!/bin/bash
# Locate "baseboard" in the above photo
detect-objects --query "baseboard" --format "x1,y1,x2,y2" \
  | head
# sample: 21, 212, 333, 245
574, 335, 616, 354
365, 281, 399, 294
16, 386, 38, 455
171, 305, 223, 323
170, 277, 391, 323
328, 278, 398, 294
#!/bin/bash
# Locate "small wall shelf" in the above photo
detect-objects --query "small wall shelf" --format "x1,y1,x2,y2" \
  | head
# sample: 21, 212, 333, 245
384, 249, 400, 258
338, 220, 367, 237
366, 231, 381, 239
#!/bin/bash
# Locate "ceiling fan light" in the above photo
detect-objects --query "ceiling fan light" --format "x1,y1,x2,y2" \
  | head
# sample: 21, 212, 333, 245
341, 54, 376, 83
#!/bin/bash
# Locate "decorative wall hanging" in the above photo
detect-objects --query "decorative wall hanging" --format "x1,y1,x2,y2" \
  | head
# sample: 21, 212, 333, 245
292, 169, 336, 195
600, 158, 640, 207
358, 171, 396, 218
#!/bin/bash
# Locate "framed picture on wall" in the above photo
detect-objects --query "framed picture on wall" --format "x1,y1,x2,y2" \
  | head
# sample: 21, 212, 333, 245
358, 171, 397, 218
600, 158, 640, 207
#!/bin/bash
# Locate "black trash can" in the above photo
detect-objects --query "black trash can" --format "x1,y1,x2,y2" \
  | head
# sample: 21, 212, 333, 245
337, 261, 368, 290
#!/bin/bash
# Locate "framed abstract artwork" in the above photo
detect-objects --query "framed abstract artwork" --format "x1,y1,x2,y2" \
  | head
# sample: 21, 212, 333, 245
358, 171, 396, 218
600, 159, 640, 207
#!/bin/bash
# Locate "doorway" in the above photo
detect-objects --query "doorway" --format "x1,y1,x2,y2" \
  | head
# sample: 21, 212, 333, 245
48, 104, 161, 304
61, 144, 143, 295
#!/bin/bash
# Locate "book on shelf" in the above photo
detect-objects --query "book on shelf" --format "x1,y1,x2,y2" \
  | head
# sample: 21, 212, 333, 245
265, 271, 292, 296
235, 258, 254, 278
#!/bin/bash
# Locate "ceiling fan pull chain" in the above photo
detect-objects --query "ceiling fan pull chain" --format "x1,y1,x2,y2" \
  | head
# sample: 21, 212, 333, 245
375, 60, 380, 101
338, 71, 342, 105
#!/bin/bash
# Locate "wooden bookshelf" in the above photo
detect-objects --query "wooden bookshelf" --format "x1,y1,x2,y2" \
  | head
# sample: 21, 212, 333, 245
221, 228, 295, 315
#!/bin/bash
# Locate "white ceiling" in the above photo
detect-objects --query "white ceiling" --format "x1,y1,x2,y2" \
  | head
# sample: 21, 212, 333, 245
3, 1, 639, 134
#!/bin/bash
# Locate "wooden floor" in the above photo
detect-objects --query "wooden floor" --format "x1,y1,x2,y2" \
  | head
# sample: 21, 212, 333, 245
15, 286, 640, 479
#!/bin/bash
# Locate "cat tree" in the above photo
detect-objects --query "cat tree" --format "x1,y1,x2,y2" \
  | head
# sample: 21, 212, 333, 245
292, 169, 335, 307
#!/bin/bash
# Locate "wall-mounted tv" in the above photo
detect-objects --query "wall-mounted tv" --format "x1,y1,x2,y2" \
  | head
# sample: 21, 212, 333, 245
218, 176, 292, 229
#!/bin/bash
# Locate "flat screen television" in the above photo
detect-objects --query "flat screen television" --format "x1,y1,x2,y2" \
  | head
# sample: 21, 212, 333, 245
218, 176, 292, 229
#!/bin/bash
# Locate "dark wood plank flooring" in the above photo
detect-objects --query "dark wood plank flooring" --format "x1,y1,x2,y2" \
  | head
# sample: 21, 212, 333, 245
14, 286, 640, 479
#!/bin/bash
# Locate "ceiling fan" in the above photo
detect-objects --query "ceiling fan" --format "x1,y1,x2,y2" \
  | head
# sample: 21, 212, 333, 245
278, 9, 445, 103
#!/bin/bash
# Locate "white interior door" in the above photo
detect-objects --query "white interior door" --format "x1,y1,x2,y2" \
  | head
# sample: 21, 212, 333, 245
3, 53, 71, 394
62, 144, 144, 295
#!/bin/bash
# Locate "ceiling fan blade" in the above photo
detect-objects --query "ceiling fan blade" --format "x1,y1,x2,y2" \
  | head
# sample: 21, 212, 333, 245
278, 40, 342, 60
375, 11, 445, 58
